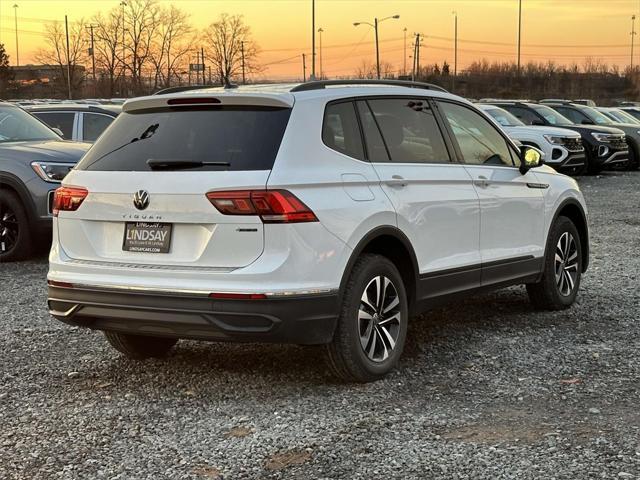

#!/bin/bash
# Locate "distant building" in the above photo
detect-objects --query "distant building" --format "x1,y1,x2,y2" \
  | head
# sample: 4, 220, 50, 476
10, 64, 86, 85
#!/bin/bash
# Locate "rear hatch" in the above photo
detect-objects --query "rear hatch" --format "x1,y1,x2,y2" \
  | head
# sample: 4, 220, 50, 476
57, 94, 292, 269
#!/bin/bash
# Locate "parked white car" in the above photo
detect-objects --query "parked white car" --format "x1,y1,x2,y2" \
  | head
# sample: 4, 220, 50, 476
477, 104, 586, 174
47, 81, 590, 382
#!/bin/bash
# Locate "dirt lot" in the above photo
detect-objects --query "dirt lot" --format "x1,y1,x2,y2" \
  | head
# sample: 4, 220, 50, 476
1, 171, 639, 479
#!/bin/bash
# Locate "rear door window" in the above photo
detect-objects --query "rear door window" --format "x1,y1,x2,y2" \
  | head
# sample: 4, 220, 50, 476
322, 101, 365, 160
76, 106, 292, 171
553, 106, 589, 125
33, 112, 75, 139
364, 98, 450, 163
82, 113, 114, 142
356, 101, 390, 162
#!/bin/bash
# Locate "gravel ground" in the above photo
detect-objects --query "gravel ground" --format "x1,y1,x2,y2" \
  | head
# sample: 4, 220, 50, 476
1, 171, 639, 480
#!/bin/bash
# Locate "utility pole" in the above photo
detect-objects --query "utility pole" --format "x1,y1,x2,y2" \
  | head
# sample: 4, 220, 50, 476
311, 0, 316, 80
201, 47, 205, 85
632, 15, 637, 72
403, 27, 407, 76
87, 24, 97, 95
241, 41, 246, 84
517, 0, 522, 74
415, 33, 421, 80
13, 4, 19, 66
65, 15, 72, 100
302, 53, 307, 82
120, 1, 127, 96
453, 11, 458, 92
318, 28, 324, 79
412, 34, 417, 81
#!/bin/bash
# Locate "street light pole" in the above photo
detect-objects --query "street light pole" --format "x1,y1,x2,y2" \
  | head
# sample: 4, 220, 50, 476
13, 4, 19, 67
318, 28, 324, 79
86, 24, 98, 96
311, 0, 316, 80
65, 15, 72, 100
353, 14, 399, 80
517, 0, 522, 74
403, 27, 407, 76
453, 11, 458, 91
632, 15, 637, 72
120, 1, 127, 96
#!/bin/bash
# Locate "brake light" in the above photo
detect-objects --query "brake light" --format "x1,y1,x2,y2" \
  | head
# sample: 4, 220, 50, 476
167, 97, 221, 105
206, 190, 318, 223
52, 186, 88, 216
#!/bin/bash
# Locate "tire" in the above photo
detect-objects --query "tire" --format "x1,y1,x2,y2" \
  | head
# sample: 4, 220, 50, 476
104, 331, 178, 359
527, 216, 582, 310
0, 189, 32, 262
324, 254, 409, 382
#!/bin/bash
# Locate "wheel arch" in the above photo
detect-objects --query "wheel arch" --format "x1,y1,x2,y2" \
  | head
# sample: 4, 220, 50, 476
339, 226, 419, 311
0, 172, 38, 223
551, 198, 589, 272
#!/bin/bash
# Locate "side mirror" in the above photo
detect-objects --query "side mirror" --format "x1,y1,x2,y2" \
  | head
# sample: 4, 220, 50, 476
581, 119, 595, 125
52, 127, 64, 137
519, 145, 543, 174
531, 119, 545, 126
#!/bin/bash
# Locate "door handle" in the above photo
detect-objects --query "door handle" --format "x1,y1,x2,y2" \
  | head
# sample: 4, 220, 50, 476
473, 175, 490, 188
385, 175, 408, 187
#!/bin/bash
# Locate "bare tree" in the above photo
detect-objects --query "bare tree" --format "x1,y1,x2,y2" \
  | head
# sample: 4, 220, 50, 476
203, 13, 260, 84
122, 0, 161, 94
93, 10, 123, 96
35, 19, 88, 97
149, 4, 193, 89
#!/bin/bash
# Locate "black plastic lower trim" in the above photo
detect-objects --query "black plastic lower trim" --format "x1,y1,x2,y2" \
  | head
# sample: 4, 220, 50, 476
416, 255, 543, 311
48, 286, 339, 345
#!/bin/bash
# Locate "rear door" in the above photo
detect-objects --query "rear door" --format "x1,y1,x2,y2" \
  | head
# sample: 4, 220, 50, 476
80, 112, 115, 142
436, 100, 545, 284
360, 97, 482, 296
57, 102, 292, 268
32, 111, 77, 140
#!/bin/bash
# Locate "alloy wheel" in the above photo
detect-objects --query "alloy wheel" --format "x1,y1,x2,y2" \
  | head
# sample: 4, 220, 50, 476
555, 231, 579, 296
0, 201, 19, 255
358, 275, 402, 363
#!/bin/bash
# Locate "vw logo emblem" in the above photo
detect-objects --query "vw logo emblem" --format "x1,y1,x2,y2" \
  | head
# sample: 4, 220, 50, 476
133, 190, 150, 210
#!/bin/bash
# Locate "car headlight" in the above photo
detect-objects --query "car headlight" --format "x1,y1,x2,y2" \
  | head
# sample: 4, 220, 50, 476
31, 162, 74, 183
591, 132, 612, 142
543, 135, 566, 145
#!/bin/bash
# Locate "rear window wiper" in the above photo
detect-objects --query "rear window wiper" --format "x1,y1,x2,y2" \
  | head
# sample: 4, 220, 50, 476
146, 158, 231, 170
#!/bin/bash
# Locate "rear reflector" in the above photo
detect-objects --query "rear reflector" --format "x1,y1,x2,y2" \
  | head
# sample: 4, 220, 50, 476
206, 190, 318, 223
167, 97, 221, 105
209, 292, 267, 300
48, 280, 74, 288
52, 186, 88, 216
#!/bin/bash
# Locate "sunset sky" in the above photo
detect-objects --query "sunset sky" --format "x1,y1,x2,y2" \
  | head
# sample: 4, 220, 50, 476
1, 0, 639, 80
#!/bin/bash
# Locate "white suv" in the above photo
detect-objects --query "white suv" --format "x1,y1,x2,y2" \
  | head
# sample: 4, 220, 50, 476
48, 81, 590, 382
477, 104, 586, 174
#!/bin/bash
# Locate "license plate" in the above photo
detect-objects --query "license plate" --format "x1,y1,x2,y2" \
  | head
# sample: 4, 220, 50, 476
123, 222, 172, 253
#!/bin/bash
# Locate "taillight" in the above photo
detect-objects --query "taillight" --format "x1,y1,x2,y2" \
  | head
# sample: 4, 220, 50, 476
206, 190, 318, 223
52, 186, 88, 216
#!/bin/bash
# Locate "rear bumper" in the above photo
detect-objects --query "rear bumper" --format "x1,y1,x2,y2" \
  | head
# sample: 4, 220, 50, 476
48, 285, 339, 345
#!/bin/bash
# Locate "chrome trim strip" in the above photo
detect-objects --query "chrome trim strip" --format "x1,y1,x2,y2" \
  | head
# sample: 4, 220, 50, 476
48, 281, 338, 298
64, 258, 236, 273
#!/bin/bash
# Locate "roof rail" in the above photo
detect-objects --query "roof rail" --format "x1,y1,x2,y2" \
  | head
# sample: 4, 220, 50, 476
290, 79, 448, 93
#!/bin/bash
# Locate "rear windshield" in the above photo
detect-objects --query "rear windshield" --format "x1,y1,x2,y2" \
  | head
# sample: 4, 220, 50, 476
76, 106, 291, 171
